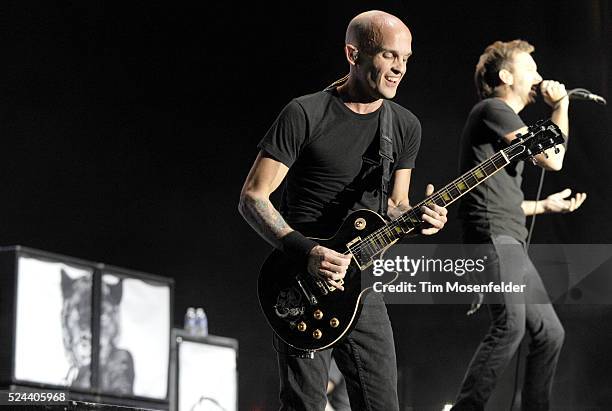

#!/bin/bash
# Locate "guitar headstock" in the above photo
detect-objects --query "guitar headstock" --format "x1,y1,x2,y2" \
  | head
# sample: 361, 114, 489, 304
504, 119, 564, 162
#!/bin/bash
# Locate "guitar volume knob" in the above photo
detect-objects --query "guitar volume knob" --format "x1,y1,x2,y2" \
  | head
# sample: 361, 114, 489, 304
313, 329, 322, 339
330, 318, 339, 328
297, 322, 307, 332
354, 217, 366, 230
313, 309, 323, 320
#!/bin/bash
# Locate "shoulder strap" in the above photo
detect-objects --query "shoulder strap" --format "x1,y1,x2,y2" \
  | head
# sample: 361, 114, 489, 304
379, 101, 394, 218
323, 77, 394, 217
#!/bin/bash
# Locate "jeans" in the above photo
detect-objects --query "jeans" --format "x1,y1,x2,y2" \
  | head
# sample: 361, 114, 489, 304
276, 293, 398, 411
452, 235, 565, 411
327, 358, 351, 411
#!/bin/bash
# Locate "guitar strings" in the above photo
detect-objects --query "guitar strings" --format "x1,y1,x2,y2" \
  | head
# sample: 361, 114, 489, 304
346, 150, 507, 257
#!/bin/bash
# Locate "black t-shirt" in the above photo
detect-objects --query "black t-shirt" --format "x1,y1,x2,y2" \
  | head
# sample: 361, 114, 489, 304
258, 90, 421, 237
457, 98, 528, 242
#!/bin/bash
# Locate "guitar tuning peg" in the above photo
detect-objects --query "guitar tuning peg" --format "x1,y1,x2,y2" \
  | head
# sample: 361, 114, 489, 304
536, 144, 548, 158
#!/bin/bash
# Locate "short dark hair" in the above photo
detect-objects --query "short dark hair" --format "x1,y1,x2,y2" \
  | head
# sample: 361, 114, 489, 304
474, 40, 534, 99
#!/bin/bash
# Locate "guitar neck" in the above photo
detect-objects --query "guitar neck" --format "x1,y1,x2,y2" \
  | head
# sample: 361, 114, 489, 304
402, 150, 510, 224
349, 150, 511, 262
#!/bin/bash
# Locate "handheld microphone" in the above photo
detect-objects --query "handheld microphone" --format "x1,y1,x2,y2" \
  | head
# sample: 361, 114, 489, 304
568, 88, 607, 105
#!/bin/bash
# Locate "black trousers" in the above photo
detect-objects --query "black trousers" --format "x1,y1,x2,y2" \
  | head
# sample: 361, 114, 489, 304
452, 235, 565, 411
276, 293, 398, 411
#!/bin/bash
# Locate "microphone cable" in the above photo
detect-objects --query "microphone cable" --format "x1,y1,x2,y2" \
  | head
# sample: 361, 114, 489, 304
509, 166, 546, 411
552, 87, 607, 107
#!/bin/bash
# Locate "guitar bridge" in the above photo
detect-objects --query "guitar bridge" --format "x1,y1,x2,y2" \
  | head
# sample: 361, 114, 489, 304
296, 278, 318, 305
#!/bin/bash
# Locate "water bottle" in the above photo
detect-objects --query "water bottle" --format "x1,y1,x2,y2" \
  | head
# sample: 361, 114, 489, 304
195, 307, 208, 337
184, 307, 197, 335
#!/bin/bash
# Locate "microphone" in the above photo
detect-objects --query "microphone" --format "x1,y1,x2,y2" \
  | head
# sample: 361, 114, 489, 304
568, 88, 607, 105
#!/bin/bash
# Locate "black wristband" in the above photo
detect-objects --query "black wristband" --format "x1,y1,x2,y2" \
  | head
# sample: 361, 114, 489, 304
281, 231, 318, 261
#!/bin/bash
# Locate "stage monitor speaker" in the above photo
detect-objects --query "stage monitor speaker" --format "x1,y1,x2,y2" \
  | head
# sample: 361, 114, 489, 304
170, 329, 238, 411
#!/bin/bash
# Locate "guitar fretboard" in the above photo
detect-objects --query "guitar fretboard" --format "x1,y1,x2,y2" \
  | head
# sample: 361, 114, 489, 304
348, 150, 510, 264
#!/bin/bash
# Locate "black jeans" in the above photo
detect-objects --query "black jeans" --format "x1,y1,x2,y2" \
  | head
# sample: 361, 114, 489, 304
327, 357, 351, 411
452, 235, 565, 411
276, 293, 398, 411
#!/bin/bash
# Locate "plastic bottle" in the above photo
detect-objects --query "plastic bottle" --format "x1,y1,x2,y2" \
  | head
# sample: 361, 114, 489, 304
195, 307, 208, 337
184, 307, 197, 335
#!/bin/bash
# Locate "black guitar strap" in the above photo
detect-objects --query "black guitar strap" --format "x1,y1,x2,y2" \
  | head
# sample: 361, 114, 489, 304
324, 76, 394, 219
378, 101, 394, 219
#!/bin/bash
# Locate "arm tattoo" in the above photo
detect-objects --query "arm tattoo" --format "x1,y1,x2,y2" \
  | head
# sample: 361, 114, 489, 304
240, 195, 292, 248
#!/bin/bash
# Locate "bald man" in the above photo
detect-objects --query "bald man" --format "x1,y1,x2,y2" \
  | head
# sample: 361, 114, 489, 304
239, 10, 447, 410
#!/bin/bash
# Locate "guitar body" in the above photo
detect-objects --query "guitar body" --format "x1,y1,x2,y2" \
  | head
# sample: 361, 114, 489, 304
258, 209, 396, 352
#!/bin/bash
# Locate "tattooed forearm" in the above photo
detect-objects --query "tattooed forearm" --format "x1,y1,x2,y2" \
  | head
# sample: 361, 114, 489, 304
251, 197, 290, 233
239, 193, 292, 248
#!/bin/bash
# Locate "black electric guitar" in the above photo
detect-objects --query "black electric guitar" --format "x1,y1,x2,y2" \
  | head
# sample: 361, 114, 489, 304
258, 119, 564, 352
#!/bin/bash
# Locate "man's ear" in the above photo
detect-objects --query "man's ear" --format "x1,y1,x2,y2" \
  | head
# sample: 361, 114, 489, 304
345, 44, 359, 65
499, 68, 513, 86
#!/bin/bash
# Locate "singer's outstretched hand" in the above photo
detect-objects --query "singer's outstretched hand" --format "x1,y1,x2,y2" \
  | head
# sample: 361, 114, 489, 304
543, 188, 587, 214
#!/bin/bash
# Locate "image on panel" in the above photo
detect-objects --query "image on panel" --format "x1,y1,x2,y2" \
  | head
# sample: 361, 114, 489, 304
100, 273, 170, 399
15, 257, 93, 389
179, 340, 237, 411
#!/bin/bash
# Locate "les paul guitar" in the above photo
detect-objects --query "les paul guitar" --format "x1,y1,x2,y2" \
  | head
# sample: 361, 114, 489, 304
258, 119, 564, 352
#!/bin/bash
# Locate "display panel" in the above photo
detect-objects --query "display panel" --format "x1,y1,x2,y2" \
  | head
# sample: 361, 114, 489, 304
100, 272, 171, 399
14, 256, 94, 389
177, 338, 237, 411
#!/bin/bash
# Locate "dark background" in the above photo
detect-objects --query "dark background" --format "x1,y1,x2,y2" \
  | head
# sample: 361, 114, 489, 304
1, 1, 611, 409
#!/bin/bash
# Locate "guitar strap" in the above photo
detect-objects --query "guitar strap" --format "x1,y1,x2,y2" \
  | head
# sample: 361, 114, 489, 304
324, 76, 394, 219
378, 101, 394, 219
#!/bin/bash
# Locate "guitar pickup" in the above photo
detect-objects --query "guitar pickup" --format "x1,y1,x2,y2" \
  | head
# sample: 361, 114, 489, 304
315, 279, 330, 295
347, 237, 362, 248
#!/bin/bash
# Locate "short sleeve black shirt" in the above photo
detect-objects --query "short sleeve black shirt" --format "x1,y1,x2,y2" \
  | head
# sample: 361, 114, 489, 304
258, 90, 421, 237
457, 98, 528, 242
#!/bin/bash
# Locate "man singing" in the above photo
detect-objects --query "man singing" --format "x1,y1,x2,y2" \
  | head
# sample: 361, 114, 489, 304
453, 40, 586, 410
